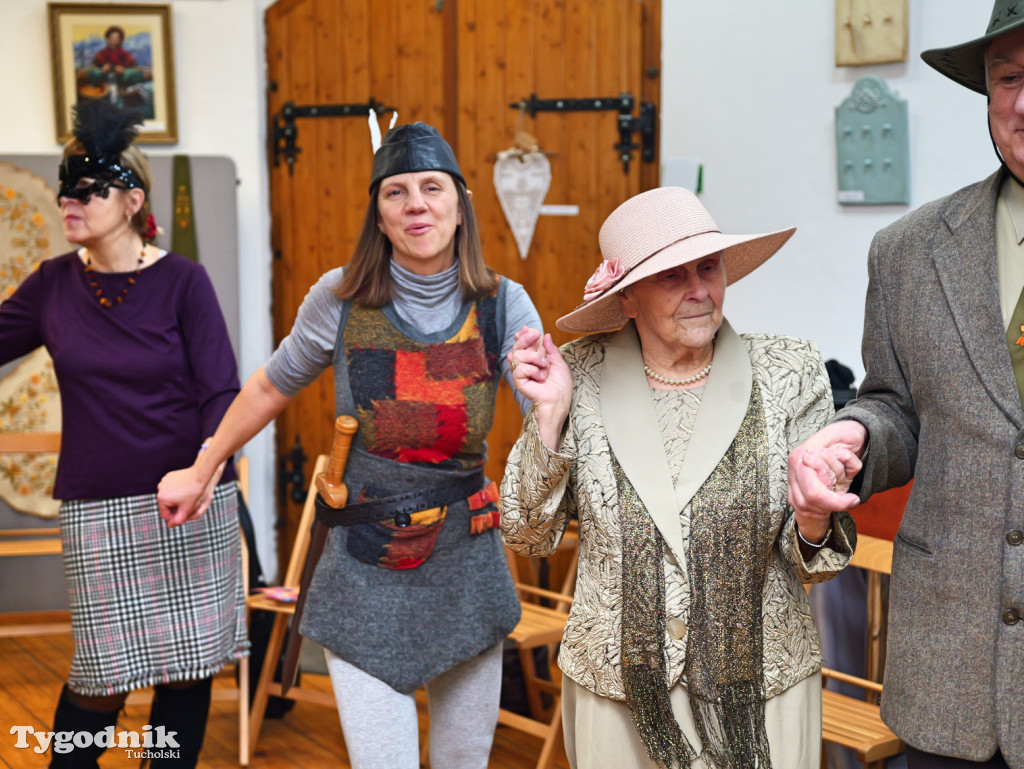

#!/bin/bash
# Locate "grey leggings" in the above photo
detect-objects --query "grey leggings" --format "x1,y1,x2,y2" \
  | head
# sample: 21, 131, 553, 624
324, 641, 504, 769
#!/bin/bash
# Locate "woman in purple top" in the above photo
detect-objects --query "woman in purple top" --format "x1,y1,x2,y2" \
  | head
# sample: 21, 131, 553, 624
0, 102, 247, 768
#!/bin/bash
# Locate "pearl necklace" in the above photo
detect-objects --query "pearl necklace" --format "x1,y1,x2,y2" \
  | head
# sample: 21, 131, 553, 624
643, 362, 712, 386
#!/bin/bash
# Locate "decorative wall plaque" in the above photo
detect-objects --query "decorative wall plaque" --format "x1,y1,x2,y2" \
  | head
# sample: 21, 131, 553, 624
835, 0, 908, 66
494, 132, 553, 260
835, 76, 910, 206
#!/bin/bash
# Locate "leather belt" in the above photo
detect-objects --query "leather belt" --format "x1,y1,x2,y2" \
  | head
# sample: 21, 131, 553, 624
316, 469, 486, 527
280, 468, 492, 692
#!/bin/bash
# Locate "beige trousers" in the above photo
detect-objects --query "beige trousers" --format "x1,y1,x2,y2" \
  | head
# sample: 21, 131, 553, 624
562, 672, 821, 769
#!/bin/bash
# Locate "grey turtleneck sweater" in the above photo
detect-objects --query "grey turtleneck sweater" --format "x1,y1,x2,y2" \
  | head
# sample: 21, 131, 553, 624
265, 260, 541, 415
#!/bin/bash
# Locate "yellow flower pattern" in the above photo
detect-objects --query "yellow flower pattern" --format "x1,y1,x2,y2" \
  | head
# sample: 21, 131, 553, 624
0, 162, 71, 518
0, 182, 53, 298
0, 354, 61, 516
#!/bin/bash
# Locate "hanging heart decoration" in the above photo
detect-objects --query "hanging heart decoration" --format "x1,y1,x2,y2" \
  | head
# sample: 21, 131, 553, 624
493, 150, 551, 260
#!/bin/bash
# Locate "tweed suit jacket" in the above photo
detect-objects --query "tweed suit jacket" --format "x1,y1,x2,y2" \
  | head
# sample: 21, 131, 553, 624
501, 320, 855, 701
838, 169, 1024, 766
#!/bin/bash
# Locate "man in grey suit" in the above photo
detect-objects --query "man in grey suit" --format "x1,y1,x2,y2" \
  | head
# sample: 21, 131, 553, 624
789, 3, 1024, 768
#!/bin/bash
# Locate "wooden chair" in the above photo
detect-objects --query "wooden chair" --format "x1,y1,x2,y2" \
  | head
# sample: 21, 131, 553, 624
820, 533, 904, 769
497, 581, 572, 769
821, 667, 902, 769
0, 432, 62, 559
494, 526, 578, 769
419, 532, 576, 769
244, 453, 334, 760
0, 432, 67, 637
234, 456, 252, 766
416, 579, 571, 769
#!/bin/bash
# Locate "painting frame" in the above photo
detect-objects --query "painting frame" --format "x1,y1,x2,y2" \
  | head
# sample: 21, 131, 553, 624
48, 3, 178, 144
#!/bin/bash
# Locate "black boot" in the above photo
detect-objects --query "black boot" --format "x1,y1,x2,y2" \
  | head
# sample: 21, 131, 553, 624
146, 678, 213, 768
49, 685, 120, 768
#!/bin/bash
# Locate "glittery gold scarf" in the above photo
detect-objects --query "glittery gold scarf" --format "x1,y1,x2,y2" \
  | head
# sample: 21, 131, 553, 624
618, 382, 774, 769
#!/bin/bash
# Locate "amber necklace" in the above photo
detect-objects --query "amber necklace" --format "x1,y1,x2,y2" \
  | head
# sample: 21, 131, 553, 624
83, 247, 145, 308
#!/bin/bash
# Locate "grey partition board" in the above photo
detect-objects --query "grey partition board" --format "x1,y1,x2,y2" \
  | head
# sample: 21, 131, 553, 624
0, 154, 241, 612
0, 154, 241, 350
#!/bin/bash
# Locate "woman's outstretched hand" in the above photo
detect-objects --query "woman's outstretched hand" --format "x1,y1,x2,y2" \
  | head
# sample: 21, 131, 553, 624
157, 457, 224, 529
508, 326, 572, 452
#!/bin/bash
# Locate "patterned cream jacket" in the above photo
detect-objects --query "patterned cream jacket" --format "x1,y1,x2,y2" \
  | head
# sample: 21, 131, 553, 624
501, 320, 856, 701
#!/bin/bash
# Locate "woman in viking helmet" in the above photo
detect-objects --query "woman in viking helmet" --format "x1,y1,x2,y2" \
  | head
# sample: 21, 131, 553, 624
158, 122, 542, 769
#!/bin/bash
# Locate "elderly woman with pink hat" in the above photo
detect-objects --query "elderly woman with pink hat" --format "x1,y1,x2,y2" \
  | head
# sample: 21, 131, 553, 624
500, 187, 857, 769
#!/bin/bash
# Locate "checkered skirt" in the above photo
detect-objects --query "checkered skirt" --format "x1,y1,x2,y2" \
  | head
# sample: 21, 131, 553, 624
60, 482, 249, 696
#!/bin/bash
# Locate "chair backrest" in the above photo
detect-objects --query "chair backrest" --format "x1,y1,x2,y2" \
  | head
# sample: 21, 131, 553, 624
0, 432, 63, 558
505, 518, 579, 609
849, 532, 895, 686
850, 533, 893, 575
819, 534, 904, 763
235, 456, 251, 599
282, 454, 328, 588
0, 432, 61, 454
237, 456, 250, 504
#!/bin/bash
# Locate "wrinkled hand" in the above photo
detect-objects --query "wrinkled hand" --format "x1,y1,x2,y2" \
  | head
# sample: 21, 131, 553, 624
508, 326, 572, 451
788, 421, 866, 540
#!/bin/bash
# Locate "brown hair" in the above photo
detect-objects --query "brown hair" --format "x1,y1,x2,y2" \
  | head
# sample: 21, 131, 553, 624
334, 179, 497, 306
62, 138, 155, 243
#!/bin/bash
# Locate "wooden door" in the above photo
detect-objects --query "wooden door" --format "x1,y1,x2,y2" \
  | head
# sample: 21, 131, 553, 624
456, 0, 661, 486
265, 0, 451, 568
266, 0, 660, 574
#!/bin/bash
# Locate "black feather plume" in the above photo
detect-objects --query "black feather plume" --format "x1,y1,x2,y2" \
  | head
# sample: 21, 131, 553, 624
71, 100, 144, 160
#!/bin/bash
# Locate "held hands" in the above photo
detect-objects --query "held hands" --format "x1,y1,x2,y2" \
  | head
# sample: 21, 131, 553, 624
787, 421, 867, 541
156, 451, 226, 529
508, 326, 572, 452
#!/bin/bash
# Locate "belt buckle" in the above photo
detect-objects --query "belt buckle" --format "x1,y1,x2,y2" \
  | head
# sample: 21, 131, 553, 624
392, 505, 446, 528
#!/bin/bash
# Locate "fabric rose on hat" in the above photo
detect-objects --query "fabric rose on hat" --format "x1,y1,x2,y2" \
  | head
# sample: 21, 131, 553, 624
582, 259, 625, 302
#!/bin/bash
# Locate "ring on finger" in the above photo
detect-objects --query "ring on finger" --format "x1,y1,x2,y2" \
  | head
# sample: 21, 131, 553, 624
510, 359, 518, 372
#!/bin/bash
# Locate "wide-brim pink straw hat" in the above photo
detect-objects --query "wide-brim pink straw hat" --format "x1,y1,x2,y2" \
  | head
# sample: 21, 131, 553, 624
556, 187, 796, 334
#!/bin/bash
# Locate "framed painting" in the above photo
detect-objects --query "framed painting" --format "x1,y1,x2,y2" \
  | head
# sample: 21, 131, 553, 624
48, 3, 178, 144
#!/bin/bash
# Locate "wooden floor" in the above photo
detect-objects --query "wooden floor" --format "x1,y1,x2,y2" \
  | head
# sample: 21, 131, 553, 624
0, 630, 569, 769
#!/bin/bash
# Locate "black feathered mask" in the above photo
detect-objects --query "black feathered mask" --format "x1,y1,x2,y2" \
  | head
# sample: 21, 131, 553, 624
58, 100, 146, 204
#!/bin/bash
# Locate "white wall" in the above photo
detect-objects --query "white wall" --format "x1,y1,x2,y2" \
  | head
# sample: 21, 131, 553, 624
661, 0, 995, 384
0, 0, 279, 576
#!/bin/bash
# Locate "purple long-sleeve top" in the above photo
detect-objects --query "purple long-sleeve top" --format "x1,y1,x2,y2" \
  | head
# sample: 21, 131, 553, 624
0, 251, 239, 500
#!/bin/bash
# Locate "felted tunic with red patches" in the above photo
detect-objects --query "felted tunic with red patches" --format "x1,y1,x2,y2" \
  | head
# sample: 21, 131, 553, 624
343, 293, 500, 469
298, 278, 522, 693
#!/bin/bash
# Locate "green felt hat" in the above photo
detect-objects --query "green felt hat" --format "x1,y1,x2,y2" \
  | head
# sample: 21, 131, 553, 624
921, 1, 1024, 95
